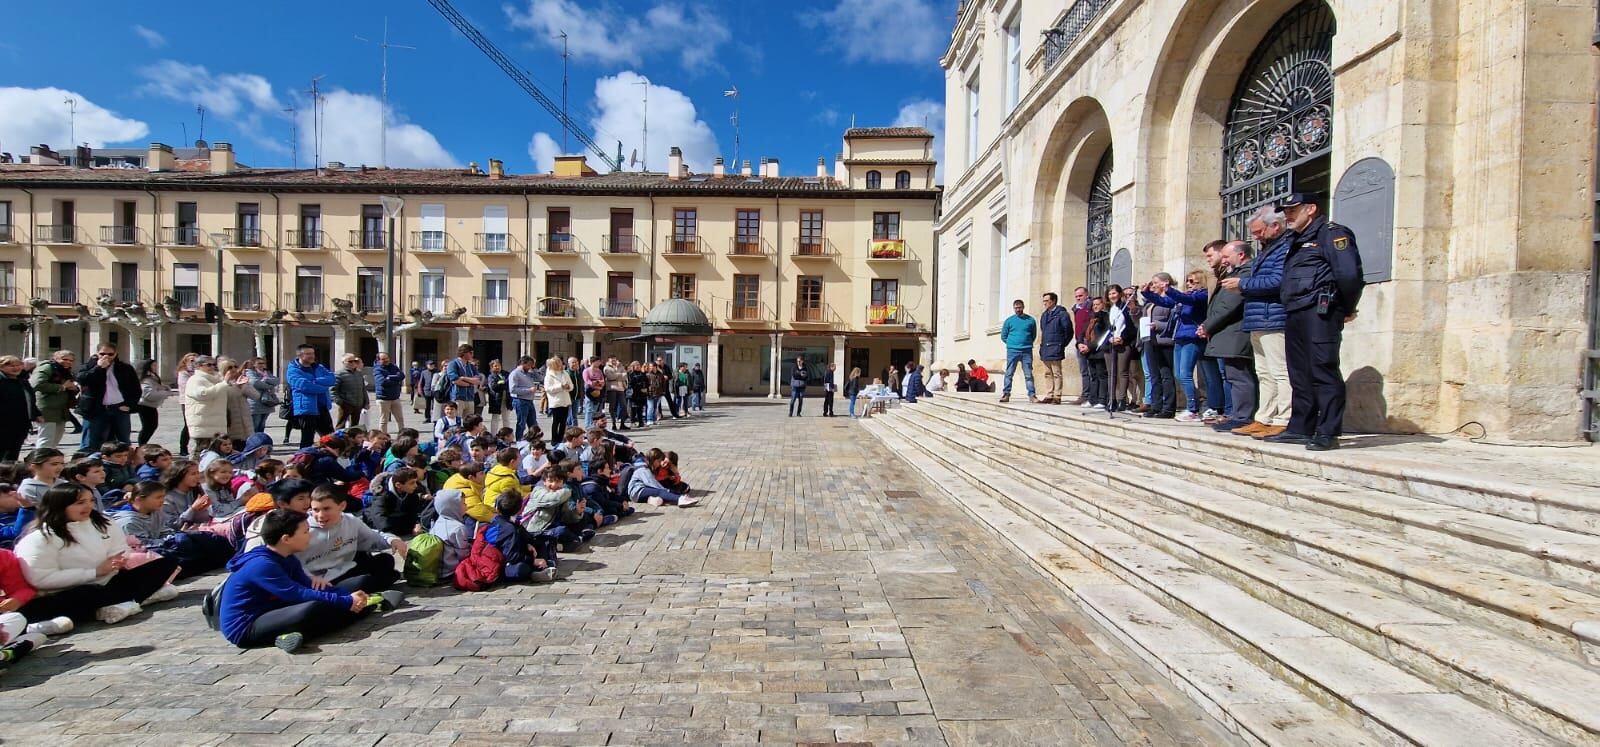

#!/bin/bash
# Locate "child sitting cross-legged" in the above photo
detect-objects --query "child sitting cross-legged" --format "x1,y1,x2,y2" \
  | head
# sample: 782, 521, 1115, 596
16, 484, 181, 624
520, 465, 590, 555
301, 486, 406, 594
217, 508, 402, 653
489, 490, 556, 582
113, 480, 236, 578
428, 489, 472, 578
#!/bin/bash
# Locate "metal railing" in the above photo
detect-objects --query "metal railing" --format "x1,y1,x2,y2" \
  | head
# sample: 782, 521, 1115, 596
474, 296, 513, 317
0, 224, 13, 243
351, 229, 388, 251
535, 296, 577, 317
101, 287, 143, 305
598, 298, 638, 318
355, 291, 386, 314
39, 287, 79, 305
728, 237, 771, 257
223, 291, 263, 311
0, 286, 16, 305
792, 237, 837, 258
1042, 0, 1110, 72
867, 239, 909, 260
410, 230, 451, 252
287, 292, 323, 313
224, 227, 265, 247
286, 229, 325, 249
725, 301, 771, 322
867, 304, 904, 325
173, 287, 201, 310
100, 225, 142, 245
474, 233, 512, 253
666, 235, 707, 255
792, 303, 829, 323
161, 226, 204, 246
408, 294, 450, 315
36, 225, 79, 244
537, 232, 578, 254
601, 234, 640, 254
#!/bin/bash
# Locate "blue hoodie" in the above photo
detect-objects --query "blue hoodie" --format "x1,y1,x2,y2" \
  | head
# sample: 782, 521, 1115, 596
217, 544, 353, 646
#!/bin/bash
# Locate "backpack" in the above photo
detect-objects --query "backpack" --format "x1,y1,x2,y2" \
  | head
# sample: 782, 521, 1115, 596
201, 578, 227, 630
452, 523, 503, 591
346, 478, 371, 507
278, 380, 294, 420
432, 370, 451, 404
404, 532, 444, 586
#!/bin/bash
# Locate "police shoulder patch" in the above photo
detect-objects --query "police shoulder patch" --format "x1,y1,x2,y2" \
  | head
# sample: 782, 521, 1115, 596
1333, 236, 1349, 251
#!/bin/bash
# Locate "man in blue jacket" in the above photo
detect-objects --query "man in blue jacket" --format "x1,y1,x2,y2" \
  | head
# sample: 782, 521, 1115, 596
1036, 292, 1074, 404
1222, 207, 1292, 438
286, 345, 337, 448
371, 352, 405, 433
999, 299, 1038, 403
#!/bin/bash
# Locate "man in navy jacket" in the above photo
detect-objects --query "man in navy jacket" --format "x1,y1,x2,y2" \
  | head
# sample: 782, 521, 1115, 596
1037, 292, 1074, 404
1222, 207, 1292, 438
371, 352, 405, 433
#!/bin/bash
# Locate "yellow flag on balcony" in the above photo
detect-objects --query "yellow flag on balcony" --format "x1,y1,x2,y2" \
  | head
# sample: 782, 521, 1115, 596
869, 304, 899, 324
870, 239, 905, 259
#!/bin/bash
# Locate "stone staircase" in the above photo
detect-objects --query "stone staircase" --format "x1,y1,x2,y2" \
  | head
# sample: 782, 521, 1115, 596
861, 393, 1600, 746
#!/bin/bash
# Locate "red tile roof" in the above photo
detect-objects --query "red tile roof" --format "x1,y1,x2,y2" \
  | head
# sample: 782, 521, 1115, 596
843, 127, 935, 139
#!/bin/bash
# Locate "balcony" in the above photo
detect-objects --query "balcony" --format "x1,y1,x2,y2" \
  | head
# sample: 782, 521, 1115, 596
223, 227, 266, 249
867, 238, 909, 261
0, 224, 14, 244
1042, 0, 1111, 72
792, 237, 838, 259
100, 225, 143, 246
474, 233, 514, 254
410, 230, 453, 253
38, 287, 79, 306
173, 287, 202, 311
354, 291, 386, 315
160, 226, 205, 247
791, 303, 835, 325
36, 225, 80, 245
286, 229, 325, 250
408, 294, 451, 315
724, 301, 772, 323
286, 292, 323, 313
867, 304, 906, 326
100, 287, 144, 305
0, 286, 17, 306
601, 234, 641, 255
727, 237, 772, 259
351, 229, 389, 252
474, 296, 515, 317
536, 233, 580, 255
535, 296, 577, 318
598, 298, 639, 319
664, 235, 708, 256
223, 290, 264, 312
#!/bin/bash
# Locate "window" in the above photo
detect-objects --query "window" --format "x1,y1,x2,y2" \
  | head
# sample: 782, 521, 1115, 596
799, 210, 824, 254
0, 261, 14, 304
672, 208, 697, 252
990, 219, 1006, 326
545, 271, 571, 299
872, 212, 902, 240
482, 273, 509, 316
1005, 15, 1021, 112
420, 203, 446, 251
294, 267, 323, 312
870, 279, 900, 325
356, 267, 384, 313
113, 262, 139, 304
418, 272, 446, 314
236, 203, 260, 246
174, 262, 200, 310
174, 202, 199, 245
361, 204, 384, 249
733, 274, 761, 320
0, 201, 11, 242
796, 276, 824, 321
482, 205, 509, 252
956, 244, 970, 333
866, 170, 881, 189
670, 273, 697, 300
735, 209, 761, 253
232, 265, 261, 310
112, 201, 137, 244
609, 208, 634, 252
298, 205, 321, 248
605, 273, 634, 316
966, 71, 981, 165
547, 208, 571, 251
895, 170, 911, 189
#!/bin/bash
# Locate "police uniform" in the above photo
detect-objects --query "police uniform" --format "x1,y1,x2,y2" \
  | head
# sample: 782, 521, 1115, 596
1278, 195, 1363, 449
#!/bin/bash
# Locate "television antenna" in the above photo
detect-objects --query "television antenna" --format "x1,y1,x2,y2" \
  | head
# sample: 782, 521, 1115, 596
356, 17, 416, 168
63, 97, 77, 147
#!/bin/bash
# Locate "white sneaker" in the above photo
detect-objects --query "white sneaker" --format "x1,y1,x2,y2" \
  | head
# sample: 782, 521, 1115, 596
1201, 408, 1219, 420
677, 496, 700, 507
143, 584, 180, 605
1175, 411, 1201, 423
25, 616, 73, 637
1079, 401, 1096, 408
647, 496, 665, 507
532, 567, 557, 582
94, 601, 142, 624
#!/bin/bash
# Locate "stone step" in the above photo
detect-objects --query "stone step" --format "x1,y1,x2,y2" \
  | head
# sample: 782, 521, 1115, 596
876, 407, 1600, 744
915, 395, 1600, 592
862, 415, 1568, 747
934, 392, 1600, 537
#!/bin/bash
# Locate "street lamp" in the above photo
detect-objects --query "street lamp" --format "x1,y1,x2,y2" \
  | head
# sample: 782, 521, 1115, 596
210, 231, 228, 357
379, 195, 404, 357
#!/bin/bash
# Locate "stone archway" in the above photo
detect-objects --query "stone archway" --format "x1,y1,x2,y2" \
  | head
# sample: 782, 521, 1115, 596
1031, 97, 1113, 300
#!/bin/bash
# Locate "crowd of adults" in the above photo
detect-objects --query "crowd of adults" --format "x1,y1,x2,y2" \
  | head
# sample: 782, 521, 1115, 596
0, 341, 707, 661
990, 193, 1363, 451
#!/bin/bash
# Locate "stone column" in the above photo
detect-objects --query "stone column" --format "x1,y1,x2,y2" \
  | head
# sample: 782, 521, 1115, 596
87, 319, 106, 356
581, 329, 597, 362
331, 327, 349, 365
832, 334, 847, 379
919, 336, 933, 365
272, 326, 287, 370
706, 332, 721, 401
768, 332, 782, 398
523, 326, 536, 361
454, 326, 470, 354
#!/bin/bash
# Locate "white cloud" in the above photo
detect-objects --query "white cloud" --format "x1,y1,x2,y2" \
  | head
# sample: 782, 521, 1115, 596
590, 72, 719, 172
802, 0, 945, 65
0, 86, 148, 149
504, 0, 732, 73
893, 98, 944, 181
306, 90, 457, 168
138, 60, 278, 119
133, 24, 166, 48
528, 131, 559, 172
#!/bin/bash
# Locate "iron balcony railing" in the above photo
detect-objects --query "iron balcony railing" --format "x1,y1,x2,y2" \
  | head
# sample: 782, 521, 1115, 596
474, 233, 512, 253
727, 237, 771, 258
1042, 0, 1111, 71
355, 291, 386, 315
224, 227, 265, 248
535, 296, 577, 317
0, 224, 14, 243
537, 232, 579, 254
792, 237, 837, 258
39, 287, 79, 306
725, 301, 770, 322
161, 226, 204, 246
411, 230, 451, 252
409, 294, 450, 315
474, 296, 513, 317
351, 229, 388, 251
173, 287, 202, 310
288, 292, 323, 313
598, 298, 638, 318
223, 290, 264, 311
286, 229, 325, 249
0, 286, 16, 305
601, 234, 640, 254
100, 225, 142, 245
100, 287, 143, 305
36, 224, 79, 244
792, 303, 828, 323
666, 235, 708, 255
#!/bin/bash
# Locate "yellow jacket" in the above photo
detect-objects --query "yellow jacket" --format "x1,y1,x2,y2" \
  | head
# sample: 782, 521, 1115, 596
483, 464, 531, 514
445, 472, 492, 523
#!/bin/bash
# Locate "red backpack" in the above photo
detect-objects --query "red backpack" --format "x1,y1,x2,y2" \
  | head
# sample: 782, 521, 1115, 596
452, 523, 503, 591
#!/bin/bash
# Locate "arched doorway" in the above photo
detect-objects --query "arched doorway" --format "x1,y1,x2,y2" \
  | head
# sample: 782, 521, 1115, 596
1221, 0, 1335, 240
1086, 149, 1113, 296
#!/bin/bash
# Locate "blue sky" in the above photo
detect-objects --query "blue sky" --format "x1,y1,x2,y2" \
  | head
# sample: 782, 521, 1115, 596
0, 0, 949, 179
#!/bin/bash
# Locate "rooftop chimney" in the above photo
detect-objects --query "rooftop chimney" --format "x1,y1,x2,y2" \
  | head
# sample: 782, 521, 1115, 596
666, 147, 683, 180
816, 157, 827, 178
764, 158, 779, 178
553, 155, 596, 177
74, 146, 91, 168
29, 145, 60, 166
209, 142, 236, 174
712, 157, 725, 178
740, 159, 752, 177
834, 152, 847, 182
488, 158, 504, 180
147, 143, 175, 172
467, 161, 480, 175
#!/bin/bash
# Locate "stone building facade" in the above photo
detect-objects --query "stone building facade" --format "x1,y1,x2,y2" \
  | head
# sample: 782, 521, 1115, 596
934, 0, 1597, 441
0, 128, 936, 397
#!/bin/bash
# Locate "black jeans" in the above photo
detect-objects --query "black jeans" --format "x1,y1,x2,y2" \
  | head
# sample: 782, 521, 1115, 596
1150, 345, 1176, 415
135, 404, 160, 445
178, 407, 191, 454
328, 552, 400, 594
297, 411, 334, 448
19, 555, 179, 622
549, 406, 569, 441
239, 598, 366, 648
1086, 355, 1108, 406
822, 390, 835, 416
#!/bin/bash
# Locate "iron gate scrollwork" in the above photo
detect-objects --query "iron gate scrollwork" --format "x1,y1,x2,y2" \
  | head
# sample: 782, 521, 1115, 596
1086, 149, 1114, 296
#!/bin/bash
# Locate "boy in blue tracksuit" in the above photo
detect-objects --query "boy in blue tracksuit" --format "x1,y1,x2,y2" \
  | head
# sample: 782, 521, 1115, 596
999, 299, 1038, 403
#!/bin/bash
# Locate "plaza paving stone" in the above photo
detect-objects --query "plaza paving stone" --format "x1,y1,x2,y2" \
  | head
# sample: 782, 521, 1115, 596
1, 400, 1238, 745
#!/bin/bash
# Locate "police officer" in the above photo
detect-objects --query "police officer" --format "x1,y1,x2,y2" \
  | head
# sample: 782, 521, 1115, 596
1264, 193, 1363, 451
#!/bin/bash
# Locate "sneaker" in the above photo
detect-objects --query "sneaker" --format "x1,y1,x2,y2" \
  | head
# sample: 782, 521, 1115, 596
648, 496, 665, 507
678, 496, 700, 507
94, 601, 142, 624
1201, 408, 1219, 420
601, 514, 619, 526
1078, 401, 1096, 408
274, 632, 305, 653
143, 584, 180, 605
25, 616, 73, 637
532, 567, 557, 582
1175, 411, 1201, 422
579, 528, 597, 542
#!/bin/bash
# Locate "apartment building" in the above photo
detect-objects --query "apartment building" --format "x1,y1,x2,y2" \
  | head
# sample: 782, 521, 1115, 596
0, 127, 937, 397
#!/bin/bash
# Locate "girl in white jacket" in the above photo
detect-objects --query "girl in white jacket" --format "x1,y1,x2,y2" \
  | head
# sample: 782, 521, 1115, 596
15, 484, 181, 624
